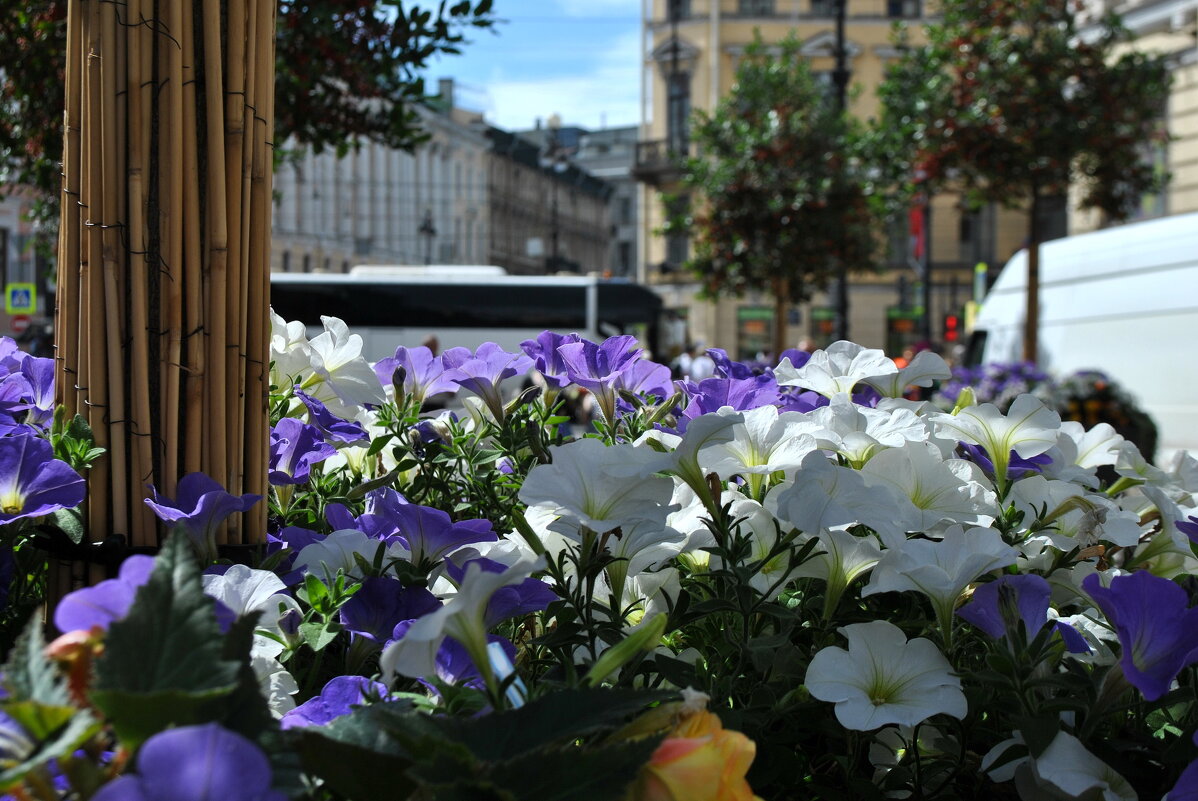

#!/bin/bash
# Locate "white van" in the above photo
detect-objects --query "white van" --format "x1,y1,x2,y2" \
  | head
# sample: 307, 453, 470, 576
967, 211, 1198, 458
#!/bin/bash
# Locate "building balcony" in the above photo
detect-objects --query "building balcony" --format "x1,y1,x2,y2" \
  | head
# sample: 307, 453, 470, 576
632, 139, 693, 187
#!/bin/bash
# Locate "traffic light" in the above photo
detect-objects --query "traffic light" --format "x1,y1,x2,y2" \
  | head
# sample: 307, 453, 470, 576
943, 312, 961, 343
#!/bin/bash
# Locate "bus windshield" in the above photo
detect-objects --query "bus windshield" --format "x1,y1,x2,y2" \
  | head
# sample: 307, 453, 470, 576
269, 269, 664, 361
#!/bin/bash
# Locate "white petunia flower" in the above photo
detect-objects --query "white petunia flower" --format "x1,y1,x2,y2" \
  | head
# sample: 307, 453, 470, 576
775, 341, 897, 399
1042, 421, 1124, 488
519, 438, 675, 535
930, 395, 1061, 488
805, 620, 967, 730
859, 440, 996, 534
1007, 476, 1143, 550
770, 451, 920, 546
863, 525, 1018, 636
696, 405, 818, 497
202, 564, 302, 659
1030, 731, 1136, 801
270, 309, 314, 386
302, 316, 388, 418
860, 350, 952, 398
294, 529, 405, 584
380, 556, 544, 681
791, 528, 884, 616
806, 396, 930, 467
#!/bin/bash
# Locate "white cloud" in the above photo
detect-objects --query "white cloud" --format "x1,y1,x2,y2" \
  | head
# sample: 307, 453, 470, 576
476, 29, 642, 131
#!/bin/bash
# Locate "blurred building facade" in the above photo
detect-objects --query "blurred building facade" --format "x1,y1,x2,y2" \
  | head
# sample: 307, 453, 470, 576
271, 80, 491, 273
486, 124, 613, 275
1072, 0, 1198, 231
518, 123, 642, 279
635, 0, 1046, 360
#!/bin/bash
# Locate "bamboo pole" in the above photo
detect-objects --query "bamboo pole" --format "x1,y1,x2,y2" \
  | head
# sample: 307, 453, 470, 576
83, 0, 110, 547
245, 0, 275, 542
181, 0, 205, 479
201, 0, 230, 496
58, 0, 83, 417
223, 0, 248, 516
100, 0, 129, 541
57, 0, 275, 575
124, 0, 157, 545
159, 0, 185, 499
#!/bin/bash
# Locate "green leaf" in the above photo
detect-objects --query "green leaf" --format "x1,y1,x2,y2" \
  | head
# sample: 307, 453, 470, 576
294, 703, 420, 801
48, 507, 85, 545
300, 620, 343, 652
487, 737, 662, 801
435, 688, 674, 763
2, 618, 71, 712
0, 711, 101, 792
91, 532, 240, 747
346, 467, 403, 500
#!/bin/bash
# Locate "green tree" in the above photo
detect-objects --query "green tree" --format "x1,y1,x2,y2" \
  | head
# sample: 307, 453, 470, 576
0, 1, 496, 225
668, 34, 882, 360
877, 0, 1170, 362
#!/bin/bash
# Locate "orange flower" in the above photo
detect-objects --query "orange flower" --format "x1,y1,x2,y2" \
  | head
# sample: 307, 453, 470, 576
627, 694, 764, 801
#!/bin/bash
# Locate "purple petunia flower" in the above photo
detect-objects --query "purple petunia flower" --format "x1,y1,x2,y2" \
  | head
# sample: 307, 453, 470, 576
957, 574, 1090, 653
675, 375, 782, 433
557, 335, 644, 423
958, 442, 1051, 482
443, 342, 534, 422
293, 388, 369, 445
520, 331, 583, 390
145, 472, 262, 562
373, 345, 463, 407
268, 417, 338, 486
445, 556, 558, 628
432, 634, 517, 690
279, 675, 390, 730
1083, 571, 1198, 701
1169, 758, 1198, 801
1176, 515, 1198, 546
90, 723, 286, 801
614, 358, 674, 404
53, 555, 156, 633
390, 504, 497, 566
0, 435, 87, 525
339, 577, 440, 644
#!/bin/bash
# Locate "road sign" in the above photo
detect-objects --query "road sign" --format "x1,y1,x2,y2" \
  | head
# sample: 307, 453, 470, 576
10, 314, 31, 334
4, 283, 36, 315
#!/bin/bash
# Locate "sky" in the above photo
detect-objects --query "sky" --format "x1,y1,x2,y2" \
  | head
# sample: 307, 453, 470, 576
428, 0, 643, 133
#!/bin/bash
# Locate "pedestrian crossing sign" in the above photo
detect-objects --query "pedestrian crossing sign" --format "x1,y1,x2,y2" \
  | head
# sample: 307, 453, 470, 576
4, 283, 35, 315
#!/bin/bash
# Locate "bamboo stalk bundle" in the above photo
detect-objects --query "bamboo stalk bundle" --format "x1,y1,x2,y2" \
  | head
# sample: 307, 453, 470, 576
54, 0, 275, 578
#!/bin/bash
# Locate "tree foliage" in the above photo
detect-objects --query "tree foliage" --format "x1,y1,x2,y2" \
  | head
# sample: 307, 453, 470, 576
668, 35, 882, 317
878, 0, 1170, 215
0, 1, 496, 211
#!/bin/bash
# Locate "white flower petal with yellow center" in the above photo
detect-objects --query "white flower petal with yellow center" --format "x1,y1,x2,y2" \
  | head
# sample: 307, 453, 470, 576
698, 405, 819, 478
304, 316, 388, 417
860, 350, 952, 398
805, 620, 966, 730
1008, 475, 1143, 550
771, 451, 920, 546
863, 525, 1018, 634
775, 341, 897, 399
860, 440, 996, 534
931, 395, 1061, 481
804, 395, 930, 467
520, 438, 675, 535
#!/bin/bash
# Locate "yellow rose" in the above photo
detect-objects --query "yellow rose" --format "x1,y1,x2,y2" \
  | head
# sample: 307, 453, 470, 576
627, 704, 763, 801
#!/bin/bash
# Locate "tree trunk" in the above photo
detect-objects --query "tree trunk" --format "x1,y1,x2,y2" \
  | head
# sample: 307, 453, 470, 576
53, 0, 273, 590
773, 275, 789, 362
1023, 190, 1042, 364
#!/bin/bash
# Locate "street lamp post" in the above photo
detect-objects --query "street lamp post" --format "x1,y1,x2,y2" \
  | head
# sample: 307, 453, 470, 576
419, 210, 436, 266
540, 118, 568, 274
832, 0, 851, 342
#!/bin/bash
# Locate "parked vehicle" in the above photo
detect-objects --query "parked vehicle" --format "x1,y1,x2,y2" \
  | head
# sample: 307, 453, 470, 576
966, 211, 1198, 457
269, 266, 664, 361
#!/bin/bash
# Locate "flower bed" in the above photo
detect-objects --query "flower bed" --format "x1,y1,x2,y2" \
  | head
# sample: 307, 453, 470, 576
2, 322, 1198, 800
